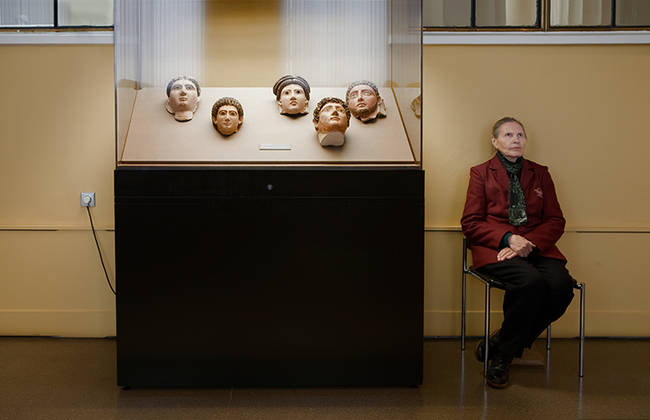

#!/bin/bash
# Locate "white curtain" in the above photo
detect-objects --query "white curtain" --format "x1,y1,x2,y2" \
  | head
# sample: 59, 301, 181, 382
476, 0, 537, 26
505, 0, 536, 25
115, 0, 205, 88
424, 0, 471, 27
282, 0, 389, 87
551, 0, 609, 26
117, 0, 393, 87
114, 0, 138, 85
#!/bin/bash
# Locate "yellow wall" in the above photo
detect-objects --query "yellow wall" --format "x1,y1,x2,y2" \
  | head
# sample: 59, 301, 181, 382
1, 42, 649, 337
0, 45, 115, 337
423, 44, 650, 337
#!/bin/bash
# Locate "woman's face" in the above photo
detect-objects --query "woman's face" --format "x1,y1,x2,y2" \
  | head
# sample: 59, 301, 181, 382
278, 83, 308, 114
168, 79, 199, 112
491, 121, 526, 161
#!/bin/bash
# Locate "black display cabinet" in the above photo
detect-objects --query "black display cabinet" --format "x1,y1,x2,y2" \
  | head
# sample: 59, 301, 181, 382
115, 167, 423, 387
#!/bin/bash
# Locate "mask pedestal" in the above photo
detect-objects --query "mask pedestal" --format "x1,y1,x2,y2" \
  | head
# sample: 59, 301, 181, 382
279, 104, 308, 116
166, 106, 195, 122
318, 131, 345, 147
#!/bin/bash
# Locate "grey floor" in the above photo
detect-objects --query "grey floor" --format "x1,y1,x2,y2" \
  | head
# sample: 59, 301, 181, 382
1, 337, 649, 420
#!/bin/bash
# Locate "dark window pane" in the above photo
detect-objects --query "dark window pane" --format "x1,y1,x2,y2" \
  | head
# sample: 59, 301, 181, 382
424, 0, 471, 27
616, 0, 650, 26
476, 0, 538, 27
550, 0, 611, 26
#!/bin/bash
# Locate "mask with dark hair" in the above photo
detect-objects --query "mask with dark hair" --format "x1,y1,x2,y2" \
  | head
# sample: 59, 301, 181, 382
165, 76, 201, 121
273, 75, 311, 115
345, 80, 386, 122
211, 97, 244, 136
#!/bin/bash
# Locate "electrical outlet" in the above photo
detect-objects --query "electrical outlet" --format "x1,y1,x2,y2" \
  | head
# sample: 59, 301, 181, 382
81, 192, 96, 207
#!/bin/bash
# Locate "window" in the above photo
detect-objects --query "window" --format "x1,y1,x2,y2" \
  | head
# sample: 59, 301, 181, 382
551, 0, 650, 28
424, 0, 650, 30
0, 0, 113, 28
424, 0, 541, 29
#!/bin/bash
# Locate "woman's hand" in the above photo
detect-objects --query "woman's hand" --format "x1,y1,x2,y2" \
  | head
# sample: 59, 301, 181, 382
508, 234, 536, 257
497, 247, 518, 261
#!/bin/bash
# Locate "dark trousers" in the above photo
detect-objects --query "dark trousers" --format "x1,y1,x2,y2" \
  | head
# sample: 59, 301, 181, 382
479, 255, 575, 359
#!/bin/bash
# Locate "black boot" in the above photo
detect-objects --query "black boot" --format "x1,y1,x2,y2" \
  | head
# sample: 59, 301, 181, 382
486, 354, 512, 389
475, 330, 500, 363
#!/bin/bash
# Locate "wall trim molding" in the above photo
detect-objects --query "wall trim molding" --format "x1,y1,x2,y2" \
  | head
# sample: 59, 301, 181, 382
0, 31, 113, 45
2, 225, 646, 233
0, 225, 114, 231
425, 226, 650, 233
424, 31, 650, 45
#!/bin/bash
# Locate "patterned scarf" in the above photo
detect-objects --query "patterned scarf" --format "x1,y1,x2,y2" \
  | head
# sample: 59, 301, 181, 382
496, 152, 527, 226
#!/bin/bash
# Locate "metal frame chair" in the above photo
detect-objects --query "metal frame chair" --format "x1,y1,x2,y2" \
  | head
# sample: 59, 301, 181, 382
461, 237, 585, 377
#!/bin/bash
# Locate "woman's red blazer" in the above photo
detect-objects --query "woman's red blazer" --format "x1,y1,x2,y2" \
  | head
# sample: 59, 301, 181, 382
460, 155, 566, 269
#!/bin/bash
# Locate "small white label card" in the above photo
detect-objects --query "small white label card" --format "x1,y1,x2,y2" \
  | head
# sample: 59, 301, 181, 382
259, 144, 292, 151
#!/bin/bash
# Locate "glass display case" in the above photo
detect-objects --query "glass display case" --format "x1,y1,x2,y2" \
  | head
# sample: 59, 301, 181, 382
114, 0, 423, 388
114, 0, 421, 166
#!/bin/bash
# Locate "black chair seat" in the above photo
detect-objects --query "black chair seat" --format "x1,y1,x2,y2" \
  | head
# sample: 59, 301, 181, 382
467, 267, 506, 289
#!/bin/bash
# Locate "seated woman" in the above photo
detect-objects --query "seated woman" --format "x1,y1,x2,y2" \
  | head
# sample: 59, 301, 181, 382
461, 117, 575, 389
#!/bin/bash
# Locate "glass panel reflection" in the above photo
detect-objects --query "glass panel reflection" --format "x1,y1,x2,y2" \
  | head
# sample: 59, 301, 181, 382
551, 0, 611, 26
423, 0, 471, 27
476, 0, 538, 27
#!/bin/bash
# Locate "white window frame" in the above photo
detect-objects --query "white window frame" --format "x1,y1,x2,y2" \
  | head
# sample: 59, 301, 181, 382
0, 31, 113, 45
424, 30, 650, 45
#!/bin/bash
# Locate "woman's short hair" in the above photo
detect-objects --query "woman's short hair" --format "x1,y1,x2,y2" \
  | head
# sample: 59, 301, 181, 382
492, 116, 526, 138
273, 75, 311, 100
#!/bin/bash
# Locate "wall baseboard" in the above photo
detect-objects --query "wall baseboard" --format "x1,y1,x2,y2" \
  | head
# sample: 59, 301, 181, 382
2, 308, 647, 338
425, 310, 650, 337
0, 309, 115, 338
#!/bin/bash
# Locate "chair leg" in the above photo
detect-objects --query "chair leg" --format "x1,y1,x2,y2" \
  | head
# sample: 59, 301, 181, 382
484, 284, 491, 378
546, 324, 551, 350
578, 282, 585, 377
461, 271, 467, 351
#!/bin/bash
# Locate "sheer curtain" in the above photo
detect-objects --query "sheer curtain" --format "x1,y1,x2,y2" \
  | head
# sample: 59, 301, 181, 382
476, 0, 537, 26
551, 0, 610, 26
423, 0, 471, 27
616, 0, 650, 26
114, 0, 205, 88
116, 0, 392, 88
281, 0, 389, 87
